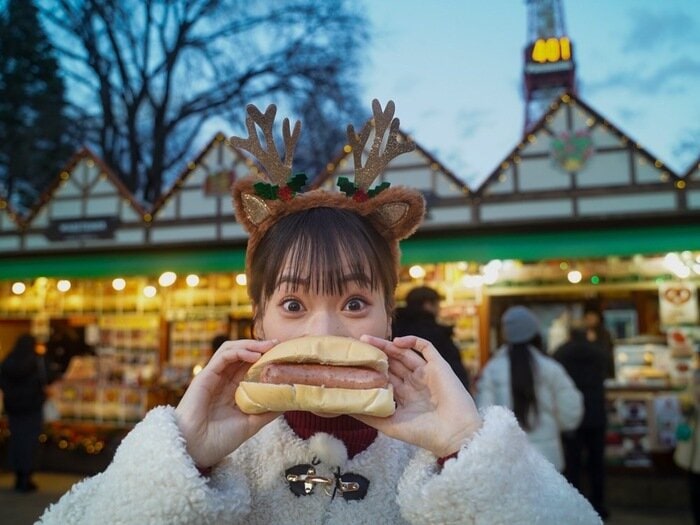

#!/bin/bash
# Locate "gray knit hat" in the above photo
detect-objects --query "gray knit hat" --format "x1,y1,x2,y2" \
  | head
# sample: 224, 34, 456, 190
501, 306, 540, 344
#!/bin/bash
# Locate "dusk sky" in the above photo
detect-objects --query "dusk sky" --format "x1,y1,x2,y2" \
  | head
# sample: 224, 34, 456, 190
361, 0, 700, 188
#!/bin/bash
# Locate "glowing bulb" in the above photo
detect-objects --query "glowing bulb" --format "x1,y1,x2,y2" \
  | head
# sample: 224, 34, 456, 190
158, 271, 177, 287
482, 267, 499, 285
408, 265, 426, 279
112, 278, 126, 291
57, 280, 71, 292
11, 282, 26, 295
567, 270, 582, 284
235, 273, 247, 286
186, 274, 200, 287
143, 285, 157, 298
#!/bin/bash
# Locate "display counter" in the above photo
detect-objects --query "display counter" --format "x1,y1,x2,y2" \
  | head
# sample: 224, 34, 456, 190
605, 384, 684, 473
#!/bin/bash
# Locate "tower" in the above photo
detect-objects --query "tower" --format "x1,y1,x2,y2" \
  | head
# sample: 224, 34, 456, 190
522, 0, 576, 131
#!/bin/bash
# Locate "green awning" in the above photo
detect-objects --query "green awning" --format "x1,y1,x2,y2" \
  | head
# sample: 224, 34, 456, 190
1, 222, 699, 280
401, 222, 700, 265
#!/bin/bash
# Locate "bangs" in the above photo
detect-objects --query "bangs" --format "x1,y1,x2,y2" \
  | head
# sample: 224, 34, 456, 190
251, 208, 396, 309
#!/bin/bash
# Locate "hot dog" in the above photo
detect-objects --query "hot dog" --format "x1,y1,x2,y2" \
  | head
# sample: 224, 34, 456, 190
235, 335, 395, 417
259, 363, 389, 389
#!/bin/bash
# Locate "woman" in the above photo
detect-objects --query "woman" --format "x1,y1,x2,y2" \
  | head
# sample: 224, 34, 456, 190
39, 101, 600, 524
477, 305, 584, 472
0, 333, 45, 492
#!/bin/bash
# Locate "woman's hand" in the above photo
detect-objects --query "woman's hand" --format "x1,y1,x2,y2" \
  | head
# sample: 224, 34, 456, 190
174, 339, 281, 469
355, 335, 482, 458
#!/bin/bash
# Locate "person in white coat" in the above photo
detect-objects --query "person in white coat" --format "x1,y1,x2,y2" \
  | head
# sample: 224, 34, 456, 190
38, 101, 600, 525
477, 305, 584, 472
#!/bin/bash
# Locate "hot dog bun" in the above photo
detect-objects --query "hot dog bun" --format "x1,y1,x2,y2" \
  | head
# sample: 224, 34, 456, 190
235, 335, 395, 417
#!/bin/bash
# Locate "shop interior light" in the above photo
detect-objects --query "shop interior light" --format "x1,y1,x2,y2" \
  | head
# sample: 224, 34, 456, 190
590, 275, 600, 285
192, 364, 203, 376
461, 274, 484, 288
57, 279, 71, 292
408, 265, 426, 279
143, 285, 157, 298
663, 252, 692, 278
235, 273, 247, 286
112, 278, 126, 291
11, 282, 26, 295
559, 261, 569, 270
186, 274, 200, 287
482, 268, 499, 285
158, 271, 177, 287
482, 260, 502, 285
567, 270, 582, 284
693, 264, 700, 275
34, 276, 48, 288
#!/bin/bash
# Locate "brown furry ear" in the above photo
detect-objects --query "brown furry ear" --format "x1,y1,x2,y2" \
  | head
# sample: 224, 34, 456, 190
366, 187, 426, 241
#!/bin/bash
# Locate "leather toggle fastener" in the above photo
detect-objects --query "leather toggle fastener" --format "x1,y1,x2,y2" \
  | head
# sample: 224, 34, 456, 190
285, 464, 368, 500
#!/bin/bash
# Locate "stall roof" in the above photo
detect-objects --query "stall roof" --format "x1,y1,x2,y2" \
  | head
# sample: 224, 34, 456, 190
2, 219, 699, 280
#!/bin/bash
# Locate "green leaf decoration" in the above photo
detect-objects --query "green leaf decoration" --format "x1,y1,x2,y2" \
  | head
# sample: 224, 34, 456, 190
253, 182, 279, 200
367, 182, 390, 197
287, 173, 307, 192
337, 176, 357, 196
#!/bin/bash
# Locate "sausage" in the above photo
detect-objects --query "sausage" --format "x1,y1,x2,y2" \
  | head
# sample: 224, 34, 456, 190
259, 363, 388, 389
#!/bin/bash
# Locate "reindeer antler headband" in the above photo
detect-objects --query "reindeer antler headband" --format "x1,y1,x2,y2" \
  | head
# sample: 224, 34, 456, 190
231, 99, 425, 277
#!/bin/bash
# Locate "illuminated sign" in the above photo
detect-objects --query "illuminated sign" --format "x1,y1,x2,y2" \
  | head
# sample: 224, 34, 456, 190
530, 37, 572, 64
46, 216, 119, 241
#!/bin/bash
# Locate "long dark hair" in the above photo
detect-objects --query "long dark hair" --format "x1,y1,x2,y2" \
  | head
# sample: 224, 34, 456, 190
508, 337, 539, 431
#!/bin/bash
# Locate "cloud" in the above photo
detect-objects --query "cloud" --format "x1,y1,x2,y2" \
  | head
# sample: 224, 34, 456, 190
623, 8, 700, 52
584, 57, 700, 96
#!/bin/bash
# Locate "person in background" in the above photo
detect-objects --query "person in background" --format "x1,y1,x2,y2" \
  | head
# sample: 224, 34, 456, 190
583, 305, 615, 380
554, 325, 610, 520
211, 334, 229, 354
477, 305, 584, 472
392, 286, 470, 391
0, 333, 46, 492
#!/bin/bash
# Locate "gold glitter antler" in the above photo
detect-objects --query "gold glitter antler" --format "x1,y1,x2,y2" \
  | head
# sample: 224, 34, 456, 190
347, 99, 415, 191
230, 104, 301, 184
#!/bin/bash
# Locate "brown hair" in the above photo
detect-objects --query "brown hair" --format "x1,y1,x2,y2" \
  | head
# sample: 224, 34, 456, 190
248, 207, 398, 321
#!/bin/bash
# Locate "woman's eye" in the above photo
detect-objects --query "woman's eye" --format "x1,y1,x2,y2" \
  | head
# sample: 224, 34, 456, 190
345, 298, 367, 312
281, 299, 304, 313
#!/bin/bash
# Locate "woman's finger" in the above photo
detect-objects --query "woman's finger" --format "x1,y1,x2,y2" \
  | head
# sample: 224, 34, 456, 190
205, 339, 278, 376
388, 358, 412, 380
362, 335, 425, 371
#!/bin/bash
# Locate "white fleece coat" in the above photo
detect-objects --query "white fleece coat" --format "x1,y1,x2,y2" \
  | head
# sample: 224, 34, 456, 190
38, 405, 599, 525
476, 345, 584, 471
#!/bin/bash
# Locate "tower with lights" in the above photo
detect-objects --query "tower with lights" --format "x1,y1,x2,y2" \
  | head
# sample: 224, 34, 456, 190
522, 0, 576, 131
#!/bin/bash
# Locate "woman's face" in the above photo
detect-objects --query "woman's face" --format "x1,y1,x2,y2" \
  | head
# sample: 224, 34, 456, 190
256, 262, 391, 342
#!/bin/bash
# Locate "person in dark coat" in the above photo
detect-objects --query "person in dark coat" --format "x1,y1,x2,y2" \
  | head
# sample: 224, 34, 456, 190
554, 326, 609, 519
0, 333, 46, 492
583, 305, 616, 380
393, 286, 471, 391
